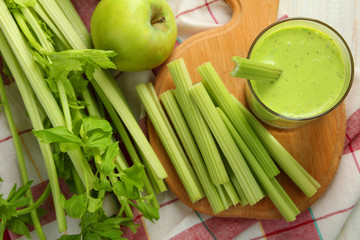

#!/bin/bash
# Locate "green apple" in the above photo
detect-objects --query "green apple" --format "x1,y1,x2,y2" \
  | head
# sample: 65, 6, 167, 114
90, 0, 177, 72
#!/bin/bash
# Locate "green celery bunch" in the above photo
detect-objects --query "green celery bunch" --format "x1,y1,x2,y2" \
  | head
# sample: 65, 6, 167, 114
0, 0, 163, 238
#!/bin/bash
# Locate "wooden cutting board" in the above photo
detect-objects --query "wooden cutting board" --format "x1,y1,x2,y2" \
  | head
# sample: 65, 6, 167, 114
148, 0, 346, 219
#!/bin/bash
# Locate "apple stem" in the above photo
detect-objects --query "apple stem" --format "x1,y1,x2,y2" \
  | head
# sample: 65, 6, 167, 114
151, 17, 165, 25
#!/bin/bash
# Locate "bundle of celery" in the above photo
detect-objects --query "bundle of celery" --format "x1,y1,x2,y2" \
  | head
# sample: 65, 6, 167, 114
145, 58, 321, 222
0, 0, 167, 239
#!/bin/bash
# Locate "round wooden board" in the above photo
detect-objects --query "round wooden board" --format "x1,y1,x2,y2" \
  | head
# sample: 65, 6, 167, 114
148, 0, 346, 219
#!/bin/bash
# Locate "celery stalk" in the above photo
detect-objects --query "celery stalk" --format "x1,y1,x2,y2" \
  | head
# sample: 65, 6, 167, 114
35, 0, 167, 179
20, 7, 55, 53
91, 79, 166, 197
230, 56, 282, 82
91, 81, 164, 207
160, 90, 225, 214
82, 84, 146, 218
137, 146, 167, 194
55, 0, 93, 48
31, 2, 71, 50
0, 30, 67, 232
0, 74, 46, 239
189, 82, 263, 205
16, 183, 51, 216
0, 1, 95, 187
198, 62, 279, 179
92, 70, 167, 179
167, 59, 229, 186
231, 95, 320, 196
56, 79, 73, 130
37, 0, 86, 49
218, 107, 300, 221
12, 11, 45, 54
136, 83, 205, 203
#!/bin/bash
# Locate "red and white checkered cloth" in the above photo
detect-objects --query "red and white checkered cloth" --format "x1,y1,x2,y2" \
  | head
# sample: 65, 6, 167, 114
1, 0, 359, 239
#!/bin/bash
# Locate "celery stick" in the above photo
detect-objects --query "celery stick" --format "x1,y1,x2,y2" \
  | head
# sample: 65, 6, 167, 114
221, 153, 249, 206
0, 1, 95, 187
198, 62, 279, 179
218, 107, 300, 221
230, 56, 282, 82
189, 83, 263, 205
0, 30, 67, 232
221, 181, 240, 206
160, 90, 225, 214
167, 59, 229, 186
271, 178, 300, 217
136, 83, 204, 203
226, 165, 249, 206
231, 95, 320, 196
215, 185, 233, 210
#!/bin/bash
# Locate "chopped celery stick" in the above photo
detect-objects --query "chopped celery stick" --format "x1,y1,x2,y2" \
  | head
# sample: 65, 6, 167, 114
231, 95, 320, 197
160, 89, 225, 214
222, 181, 240, 206
216, 185, 233, 210
223, 157, 249, 206
218, 108, 300, 221
227, 167, 249, 207
136, 83, 204, 203
271, 178, 300, 217
230, 56, 282, 82
198, 62, 279, 179
189, 82, 263, 205
168, 58, 229, 186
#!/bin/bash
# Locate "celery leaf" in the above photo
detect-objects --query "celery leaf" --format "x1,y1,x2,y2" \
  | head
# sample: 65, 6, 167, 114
62, 193, 87, 219
33, 126, 83, 145
100, 142, 119, 174
119, 163, 145, 191
136, 199, 159, 222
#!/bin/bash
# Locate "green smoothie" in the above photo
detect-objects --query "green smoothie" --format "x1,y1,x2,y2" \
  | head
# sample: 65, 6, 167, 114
249, 26, 346, 119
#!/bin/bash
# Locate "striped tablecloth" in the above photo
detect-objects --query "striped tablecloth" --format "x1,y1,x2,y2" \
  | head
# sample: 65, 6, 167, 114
1, 0, 359, 239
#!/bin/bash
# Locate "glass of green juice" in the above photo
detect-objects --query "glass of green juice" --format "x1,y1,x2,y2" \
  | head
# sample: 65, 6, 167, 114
245, 18, 354, 129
